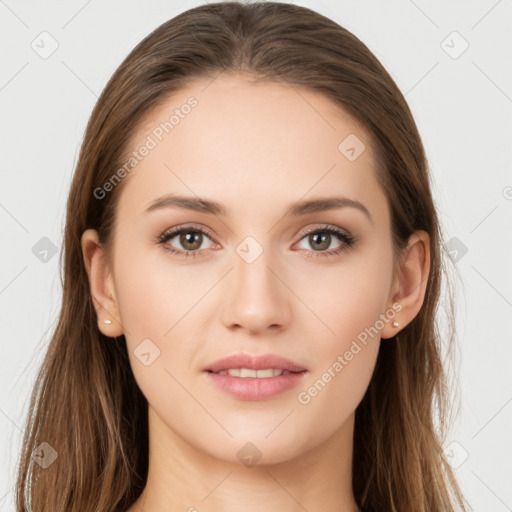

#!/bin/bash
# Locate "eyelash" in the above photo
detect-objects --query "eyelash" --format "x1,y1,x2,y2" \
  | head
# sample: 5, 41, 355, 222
155, 224, 356, 259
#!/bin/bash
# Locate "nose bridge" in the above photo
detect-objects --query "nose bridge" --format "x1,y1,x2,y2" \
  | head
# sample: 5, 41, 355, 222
233, 233, 279, 301
220, 234, 290, 331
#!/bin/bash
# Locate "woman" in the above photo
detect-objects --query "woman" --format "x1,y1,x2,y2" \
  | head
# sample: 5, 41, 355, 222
15, 2, 470, 511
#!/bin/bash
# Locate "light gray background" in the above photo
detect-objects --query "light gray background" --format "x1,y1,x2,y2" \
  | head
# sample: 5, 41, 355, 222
1, 1, 511, 510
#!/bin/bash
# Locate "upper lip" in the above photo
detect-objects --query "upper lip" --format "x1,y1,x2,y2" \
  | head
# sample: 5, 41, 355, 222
205, 353, 307, 373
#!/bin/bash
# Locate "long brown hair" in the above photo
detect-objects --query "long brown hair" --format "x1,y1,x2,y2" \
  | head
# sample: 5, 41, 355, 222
15, 2, 470, 511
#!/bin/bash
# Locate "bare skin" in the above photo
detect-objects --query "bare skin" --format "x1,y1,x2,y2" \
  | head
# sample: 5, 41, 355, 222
82, 73, 430, 512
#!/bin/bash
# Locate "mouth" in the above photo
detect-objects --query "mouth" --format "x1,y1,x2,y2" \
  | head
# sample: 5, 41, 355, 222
203, 353, 308, 400
205, 369, 308, 400
206, 368, 303, 377
204, 352, 307, 374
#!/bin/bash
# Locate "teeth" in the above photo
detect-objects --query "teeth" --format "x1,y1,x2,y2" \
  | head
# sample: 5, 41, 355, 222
215, 368, 291, 378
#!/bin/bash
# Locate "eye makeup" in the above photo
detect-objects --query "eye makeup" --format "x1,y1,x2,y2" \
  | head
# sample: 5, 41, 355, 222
154, 223, 357, 260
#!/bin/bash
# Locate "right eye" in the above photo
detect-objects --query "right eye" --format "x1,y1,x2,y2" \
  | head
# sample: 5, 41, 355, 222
157, 225, 217, 258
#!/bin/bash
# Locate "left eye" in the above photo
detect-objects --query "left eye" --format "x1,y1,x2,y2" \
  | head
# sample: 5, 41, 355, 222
295, 226, 355, 257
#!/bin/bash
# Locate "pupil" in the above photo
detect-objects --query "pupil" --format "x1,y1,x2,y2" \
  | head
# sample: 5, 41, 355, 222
181, 231, 201, 250
311, 233, 329, 250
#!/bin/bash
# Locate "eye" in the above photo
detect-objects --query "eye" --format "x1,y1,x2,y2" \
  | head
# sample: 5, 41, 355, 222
156, 224, 357, 259
156, 225, 217, 259
295, 225, 356, 258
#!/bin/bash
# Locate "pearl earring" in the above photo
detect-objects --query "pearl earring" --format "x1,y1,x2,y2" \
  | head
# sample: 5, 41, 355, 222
392, 320, 399, 328
104, 319, 112, 325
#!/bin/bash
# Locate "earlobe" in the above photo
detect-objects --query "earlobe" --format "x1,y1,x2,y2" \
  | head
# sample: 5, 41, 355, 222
381, 230, 431, 340
81, 229, 124, 338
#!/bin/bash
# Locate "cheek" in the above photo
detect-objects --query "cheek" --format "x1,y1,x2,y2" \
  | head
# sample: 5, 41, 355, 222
111, 248, 201, 414
112, 242, 207, 379
112, 239, 197, 339
294, 251, 392, 347
292, 254, 391, 414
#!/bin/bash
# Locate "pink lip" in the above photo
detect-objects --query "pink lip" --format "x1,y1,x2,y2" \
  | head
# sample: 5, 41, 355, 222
204, 353, 308, 401
204, 353, 307, 373
206, 371, 307, 400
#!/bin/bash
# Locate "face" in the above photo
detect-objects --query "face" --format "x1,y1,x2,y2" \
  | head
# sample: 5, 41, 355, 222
98, 74, 401, 465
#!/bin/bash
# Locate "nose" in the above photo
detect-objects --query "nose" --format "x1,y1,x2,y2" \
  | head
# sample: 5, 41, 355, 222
220, 246, 291, 335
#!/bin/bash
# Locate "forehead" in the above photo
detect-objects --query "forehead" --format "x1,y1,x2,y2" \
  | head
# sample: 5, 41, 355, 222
117, 73, 387, 223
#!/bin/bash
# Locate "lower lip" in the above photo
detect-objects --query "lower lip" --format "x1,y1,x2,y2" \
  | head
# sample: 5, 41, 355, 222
205, 370, 308, 400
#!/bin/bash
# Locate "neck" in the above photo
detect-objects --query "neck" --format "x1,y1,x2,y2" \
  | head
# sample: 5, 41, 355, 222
128, 407, 361, 512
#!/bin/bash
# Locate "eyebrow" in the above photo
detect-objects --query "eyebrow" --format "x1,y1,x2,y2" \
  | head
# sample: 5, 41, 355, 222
144, 193, 372, 223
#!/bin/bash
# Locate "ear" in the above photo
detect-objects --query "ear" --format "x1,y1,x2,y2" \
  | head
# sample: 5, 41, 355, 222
81, 228, 124, 338
381, 230, 431, 340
